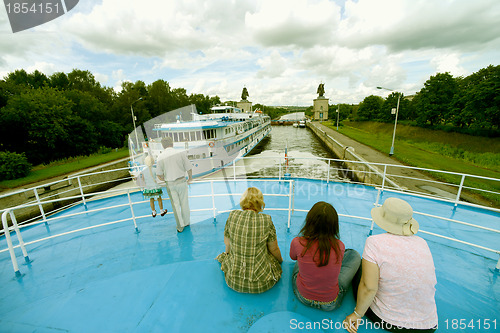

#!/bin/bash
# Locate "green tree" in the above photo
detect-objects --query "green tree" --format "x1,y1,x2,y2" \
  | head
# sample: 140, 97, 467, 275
64, 89, 106, 122
329, 104, 352, 123
146, 79, 173, 118
0, 87, 84, 164
67, 69, 114, 107
49, 72, 70, 90
189, 93, 218, 114
453, 65, 500, 130
414, 72, 457, 126
111, 81, 149, 132
356, 95, 384, 121
171, 87, 189, 109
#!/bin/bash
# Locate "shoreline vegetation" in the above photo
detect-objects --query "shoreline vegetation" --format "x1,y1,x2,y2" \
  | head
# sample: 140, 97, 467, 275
326, 121, 500, 206
0, 148, 129, 191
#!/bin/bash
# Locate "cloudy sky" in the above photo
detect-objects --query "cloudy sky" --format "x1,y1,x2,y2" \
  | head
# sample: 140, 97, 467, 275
1, 0, 499, 105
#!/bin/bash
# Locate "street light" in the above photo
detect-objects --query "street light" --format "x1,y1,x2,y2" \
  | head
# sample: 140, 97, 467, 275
130, 97, 142, 151
377, 86, 401, 156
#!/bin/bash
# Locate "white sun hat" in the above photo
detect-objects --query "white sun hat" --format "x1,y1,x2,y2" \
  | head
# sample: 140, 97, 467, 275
371, 197, 419, 236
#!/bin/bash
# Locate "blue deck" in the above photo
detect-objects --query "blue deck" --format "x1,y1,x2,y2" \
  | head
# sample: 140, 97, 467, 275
1, 179, 499, 332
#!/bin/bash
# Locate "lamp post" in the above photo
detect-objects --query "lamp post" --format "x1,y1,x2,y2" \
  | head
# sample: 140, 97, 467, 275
130, 97, 142, 151
377, 87, 401, 156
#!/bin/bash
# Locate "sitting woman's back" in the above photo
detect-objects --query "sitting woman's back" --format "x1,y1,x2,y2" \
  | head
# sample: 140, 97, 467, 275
290, 201, 361, 311
216, 187, 283, 293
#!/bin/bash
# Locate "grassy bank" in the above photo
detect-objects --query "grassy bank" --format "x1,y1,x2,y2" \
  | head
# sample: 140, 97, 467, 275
0, 148, 129, 190
326, 121, 500, 205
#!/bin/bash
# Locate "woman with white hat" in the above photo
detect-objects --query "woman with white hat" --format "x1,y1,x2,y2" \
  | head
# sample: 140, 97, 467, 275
344, 197, 438, 333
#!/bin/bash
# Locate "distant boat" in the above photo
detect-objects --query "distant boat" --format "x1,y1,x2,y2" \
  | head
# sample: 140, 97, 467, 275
292, 122, 299, 128
299, 120, 306, 128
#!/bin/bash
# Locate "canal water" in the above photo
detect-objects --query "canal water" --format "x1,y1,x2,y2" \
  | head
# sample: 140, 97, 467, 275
231, 125, 344, 180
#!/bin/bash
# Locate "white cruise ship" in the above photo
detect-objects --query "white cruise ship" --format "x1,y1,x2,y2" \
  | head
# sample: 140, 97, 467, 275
128, 104, 271, 178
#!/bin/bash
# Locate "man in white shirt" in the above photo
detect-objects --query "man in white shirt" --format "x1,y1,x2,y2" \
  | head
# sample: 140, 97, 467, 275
156, 137, 193, 232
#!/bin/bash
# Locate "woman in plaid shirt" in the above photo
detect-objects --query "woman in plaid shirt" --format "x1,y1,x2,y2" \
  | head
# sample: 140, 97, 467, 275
216, 187, 283, 293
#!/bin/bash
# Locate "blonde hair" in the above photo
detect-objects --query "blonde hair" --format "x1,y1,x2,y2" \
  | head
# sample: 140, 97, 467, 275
144, 155, 154, 167
240, 187, 265, 212
144, 155, 156, 182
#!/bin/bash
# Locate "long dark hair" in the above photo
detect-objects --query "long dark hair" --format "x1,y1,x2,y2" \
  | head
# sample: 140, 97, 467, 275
299, 201, 341, 267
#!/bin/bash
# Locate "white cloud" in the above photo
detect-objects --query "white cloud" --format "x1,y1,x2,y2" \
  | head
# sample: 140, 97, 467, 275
430, 54, 468, 77
338, 0, 500, 52
256, 50, 289, 78
0, 0, 498, 105
246, 0, 340, 47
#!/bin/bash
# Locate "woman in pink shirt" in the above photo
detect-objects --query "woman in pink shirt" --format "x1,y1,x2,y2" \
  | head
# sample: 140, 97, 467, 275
344, 197, 438, 333
290, 201, 361, 311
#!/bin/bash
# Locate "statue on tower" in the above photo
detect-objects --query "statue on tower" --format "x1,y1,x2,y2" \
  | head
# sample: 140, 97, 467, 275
317, 83, 325, 97
241, 87, 249, 101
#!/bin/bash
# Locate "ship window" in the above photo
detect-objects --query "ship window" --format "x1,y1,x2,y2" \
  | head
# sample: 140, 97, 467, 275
173, 132, 178, 142
196, 131, 202, 141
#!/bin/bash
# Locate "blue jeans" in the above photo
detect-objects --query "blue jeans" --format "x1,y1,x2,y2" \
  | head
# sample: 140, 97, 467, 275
292, 249, 361, 311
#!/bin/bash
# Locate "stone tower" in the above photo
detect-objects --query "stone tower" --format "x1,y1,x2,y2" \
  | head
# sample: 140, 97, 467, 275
313, 83, 329, 121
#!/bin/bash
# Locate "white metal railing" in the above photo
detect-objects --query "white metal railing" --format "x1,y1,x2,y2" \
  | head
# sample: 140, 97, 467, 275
1, 156, 499, 277
1, 178, 294, 276
212, 155, 500, 212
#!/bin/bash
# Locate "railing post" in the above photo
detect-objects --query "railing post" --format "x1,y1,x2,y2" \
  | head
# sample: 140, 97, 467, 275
287, 180, 293, 230
2, 210, 21, 277
370, 188, 382, 236
10, 210, 30, 263
375, 187, 382, 207
327, 159, 331, 184
127, 190, 139, 233
211, 180, 217, 223
33, 187, 47, 224
77, 176, 87, 208
455, 174, 466, 207
278, 159, 282, 181
381, 164, 387, 191
233, 162, 236, 181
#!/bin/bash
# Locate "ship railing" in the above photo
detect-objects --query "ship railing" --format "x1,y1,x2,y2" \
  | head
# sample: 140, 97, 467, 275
1, 178, 295, 277
215, 155, 499, 212
0, 166, 132, 227
1, 157, 499, 276
1, 156, 498, 226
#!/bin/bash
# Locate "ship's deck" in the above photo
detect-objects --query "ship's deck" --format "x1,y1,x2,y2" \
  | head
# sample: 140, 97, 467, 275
1, 179, 499, 332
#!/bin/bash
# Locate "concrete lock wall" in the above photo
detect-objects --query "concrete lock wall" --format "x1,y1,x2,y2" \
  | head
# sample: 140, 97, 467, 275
0, 158, 130, 225
306, 122, 384, 186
